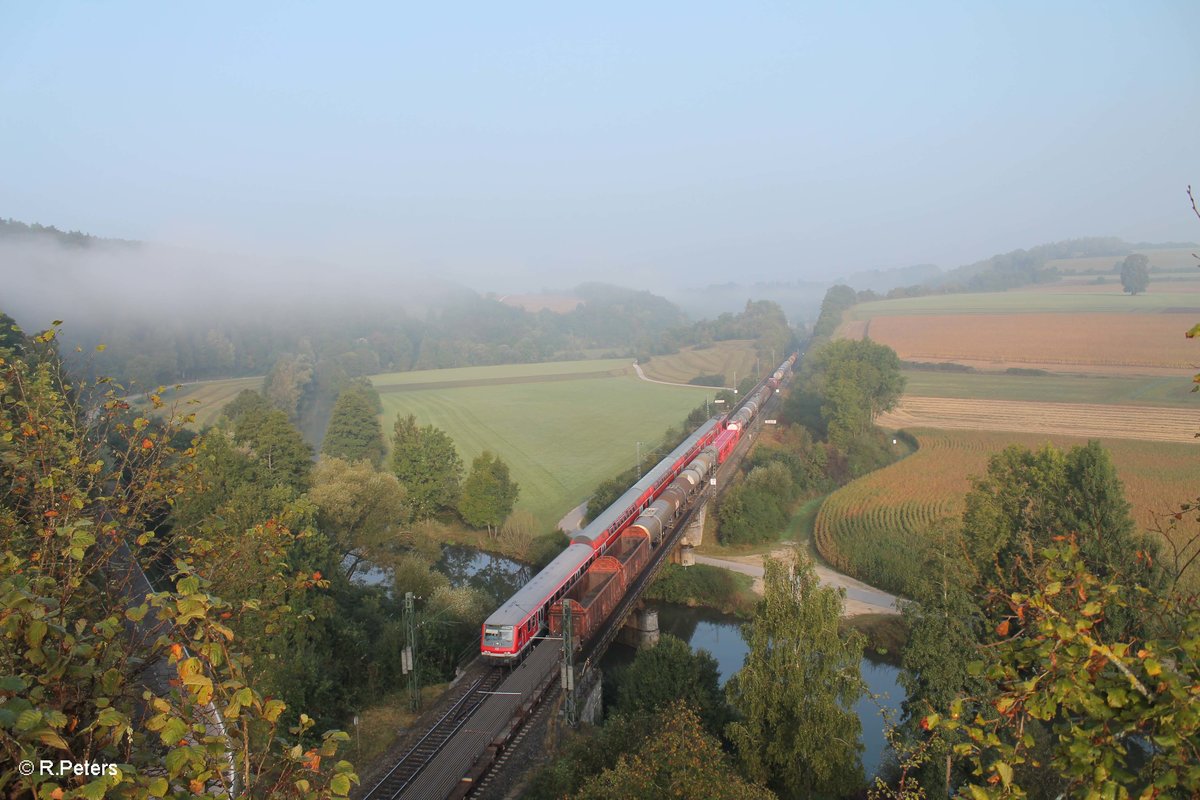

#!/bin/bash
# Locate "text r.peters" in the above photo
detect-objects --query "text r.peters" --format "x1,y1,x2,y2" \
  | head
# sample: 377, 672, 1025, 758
41, 761, 119, 777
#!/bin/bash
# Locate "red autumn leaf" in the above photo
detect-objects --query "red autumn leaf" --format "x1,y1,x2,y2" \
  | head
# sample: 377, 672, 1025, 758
141, 438, 154, 450
996, 620, 1011, 637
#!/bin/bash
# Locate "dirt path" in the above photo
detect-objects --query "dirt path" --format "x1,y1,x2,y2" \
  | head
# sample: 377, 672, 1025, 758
695, 543, 901, 617
556, 500, 588, 533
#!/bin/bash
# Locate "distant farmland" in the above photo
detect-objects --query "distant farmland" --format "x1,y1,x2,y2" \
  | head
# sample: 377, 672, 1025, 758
639, 339, 760, 386
876, 396, 1198, 443
845, 290, 1197, 318
155, 376, 263, 429
899, 370, 1198, 408
859, 312, 1195, 373
372, 364, 714, 529
1044, 248, 1199, 273
814, 428, 1200, 596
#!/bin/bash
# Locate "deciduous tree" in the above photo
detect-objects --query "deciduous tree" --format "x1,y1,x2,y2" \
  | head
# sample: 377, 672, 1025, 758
963, 441, 1163, 640
309, 456, 408, 579
0, 325, 356, 799
1119, 253, 1150, 295
576, 703, 776, 800
927, 540, 1200, 798
458, 451, 519, 534
390, 414, 463, 519
615, 634, 729, 736
726, 553, 865, 798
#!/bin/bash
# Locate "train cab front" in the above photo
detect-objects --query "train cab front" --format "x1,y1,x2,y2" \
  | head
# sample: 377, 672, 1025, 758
481, 623, 520, 663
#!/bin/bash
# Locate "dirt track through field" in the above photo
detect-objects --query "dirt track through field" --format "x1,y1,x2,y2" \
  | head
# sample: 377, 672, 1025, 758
877, 396, 1199, 443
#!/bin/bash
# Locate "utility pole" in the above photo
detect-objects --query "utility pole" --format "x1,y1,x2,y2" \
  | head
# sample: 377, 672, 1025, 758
403, 592, 420, 712
561, 599, 576, 727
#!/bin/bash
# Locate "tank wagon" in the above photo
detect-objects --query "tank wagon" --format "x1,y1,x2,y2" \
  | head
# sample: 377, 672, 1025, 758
480, 353, 799, 662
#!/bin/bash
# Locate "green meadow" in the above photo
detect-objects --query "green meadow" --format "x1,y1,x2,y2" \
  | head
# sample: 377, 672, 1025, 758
900, 370, 1200, 408
848, 290, 1197, 318
373, 371, 716, 529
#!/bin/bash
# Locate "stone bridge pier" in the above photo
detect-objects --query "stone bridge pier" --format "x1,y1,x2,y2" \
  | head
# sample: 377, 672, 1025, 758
672, 501, 707, 567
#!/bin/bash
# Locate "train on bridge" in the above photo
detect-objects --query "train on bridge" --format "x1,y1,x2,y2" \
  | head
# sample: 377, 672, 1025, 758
481, 353, 797, 662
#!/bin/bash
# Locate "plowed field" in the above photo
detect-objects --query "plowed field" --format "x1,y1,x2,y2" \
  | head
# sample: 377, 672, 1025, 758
876, 396, 1198, 443
862, 312, 1195, 373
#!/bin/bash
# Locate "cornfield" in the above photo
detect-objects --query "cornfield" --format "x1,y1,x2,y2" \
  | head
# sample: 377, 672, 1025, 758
814, 429, 1200, 596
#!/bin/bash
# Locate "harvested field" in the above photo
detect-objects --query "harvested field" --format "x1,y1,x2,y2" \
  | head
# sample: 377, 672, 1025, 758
861, 313, 1196, 372
639, 339, 759, 386
813, 428, 1200, 596
877, 396, 1198, 443
153, 376, 264, 429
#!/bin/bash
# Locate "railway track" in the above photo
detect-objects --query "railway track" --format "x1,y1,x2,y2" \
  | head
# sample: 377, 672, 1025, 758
361, 668, 506, 800
359, 364, 797, 800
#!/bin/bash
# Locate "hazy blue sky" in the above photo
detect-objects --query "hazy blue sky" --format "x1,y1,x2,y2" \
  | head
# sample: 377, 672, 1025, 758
3, 2, 1198, 292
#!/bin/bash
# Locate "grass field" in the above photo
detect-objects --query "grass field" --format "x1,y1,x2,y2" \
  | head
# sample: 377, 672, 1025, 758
1036, 276, 1200, 293
1045, 248, 1198, 273
900, 370, 1200, 408
372, 371, 715, 529
371, 358, 631, 387
845, 290, 1199, 319
862, 312, 1196, 372
638, 339, 759, 386
813, 428, 1200, 596
155, 376, 264, 429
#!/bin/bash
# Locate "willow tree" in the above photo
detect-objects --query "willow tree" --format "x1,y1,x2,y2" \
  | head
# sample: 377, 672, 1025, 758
726, 554, 865, 799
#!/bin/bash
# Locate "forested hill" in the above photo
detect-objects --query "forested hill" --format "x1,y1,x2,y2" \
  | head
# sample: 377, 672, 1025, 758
1, 217, 139, 248
1, 218, 698, 388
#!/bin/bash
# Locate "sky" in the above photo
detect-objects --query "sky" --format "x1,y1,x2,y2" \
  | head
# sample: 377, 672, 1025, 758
2, 2, 1198, 294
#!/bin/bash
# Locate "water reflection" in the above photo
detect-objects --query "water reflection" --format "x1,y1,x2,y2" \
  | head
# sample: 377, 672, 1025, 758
346, 544, 531, 610
434, 545, 532, 608
605, 600, 905, 780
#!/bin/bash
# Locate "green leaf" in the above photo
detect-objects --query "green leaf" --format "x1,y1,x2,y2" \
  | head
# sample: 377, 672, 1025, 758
37, 728, 70, 749
160, 716, 189, 745
96, 707, 125, 727
164, 745, 192, 776
995, 760, 1013, 787
0, 675, 27, 692
26, 620, 48, 649
78, 778, 109, 800
147, 776, 168, 797
330, 774, 351, 796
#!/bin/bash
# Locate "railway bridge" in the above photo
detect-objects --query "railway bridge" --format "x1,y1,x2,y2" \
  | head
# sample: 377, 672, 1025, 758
357, 367, 790, 800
